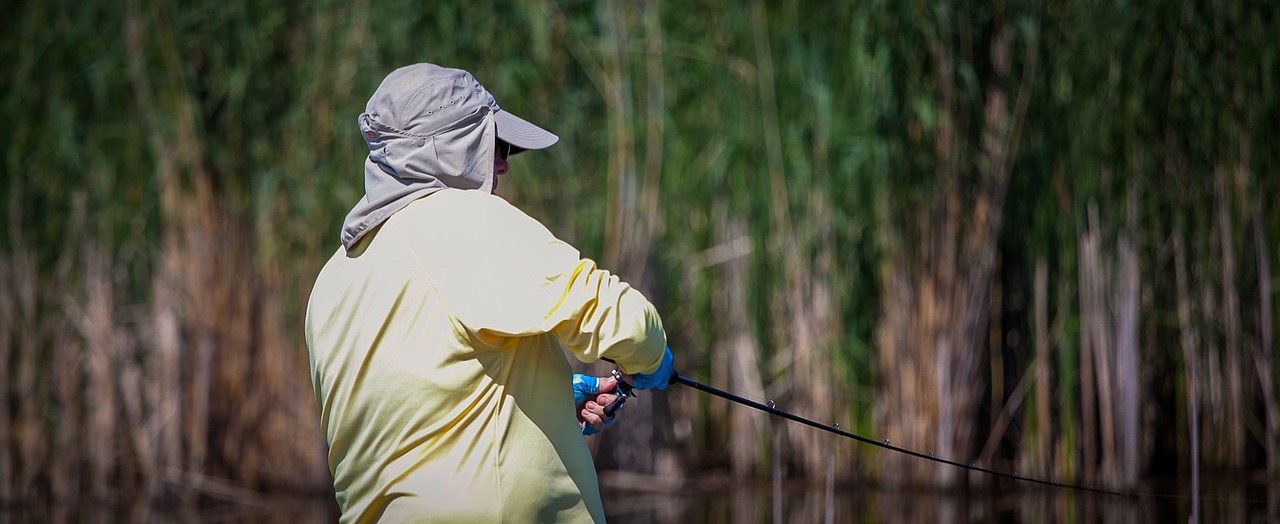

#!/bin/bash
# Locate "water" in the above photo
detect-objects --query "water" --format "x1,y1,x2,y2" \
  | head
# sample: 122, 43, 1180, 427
2, 480, 1274, 523
0, 496, 338, 524
602, 479, 1280, 524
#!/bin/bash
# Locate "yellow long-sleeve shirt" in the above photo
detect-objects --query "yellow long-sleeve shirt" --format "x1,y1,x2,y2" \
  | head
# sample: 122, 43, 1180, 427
305, 189, 667, 523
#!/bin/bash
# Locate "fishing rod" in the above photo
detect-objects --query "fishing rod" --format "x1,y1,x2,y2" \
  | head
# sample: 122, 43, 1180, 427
602, 364, 1134, 499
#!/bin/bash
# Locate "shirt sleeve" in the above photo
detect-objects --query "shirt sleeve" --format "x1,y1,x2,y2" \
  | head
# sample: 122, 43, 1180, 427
393, 191, 668, 376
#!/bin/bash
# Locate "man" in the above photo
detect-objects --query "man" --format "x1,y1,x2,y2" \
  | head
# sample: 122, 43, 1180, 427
305, 63, 674, 523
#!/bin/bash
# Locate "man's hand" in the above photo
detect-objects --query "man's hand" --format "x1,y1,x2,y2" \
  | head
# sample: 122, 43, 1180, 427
573, 374, 619, 436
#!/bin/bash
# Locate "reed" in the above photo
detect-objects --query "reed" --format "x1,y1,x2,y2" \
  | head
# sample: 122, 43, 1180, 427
2, 0, 1278, 505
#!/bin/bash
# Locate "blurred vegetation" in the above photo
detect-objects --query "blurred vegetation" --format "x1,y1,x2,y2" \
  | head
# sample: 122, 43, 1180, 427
1, 0, 1277, 506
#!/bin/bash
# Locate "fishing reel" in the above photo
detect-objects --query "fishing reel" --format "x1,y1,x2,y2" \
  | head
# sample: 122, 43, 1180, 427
598, 357, 680, 419
602, 368, 635, 418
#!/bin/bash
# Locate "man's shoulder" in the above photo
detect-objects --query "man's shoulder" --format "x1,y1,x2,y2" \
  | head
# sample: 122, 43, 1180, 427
394, 189, 551, 241
400, 188, 519, 216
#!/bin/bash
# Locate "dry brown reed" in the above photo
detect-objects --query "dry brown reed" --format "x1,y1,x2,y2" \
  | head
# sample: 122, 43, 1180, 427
1, 5, 330, 498
874, 6, 1023, 489
0, 248, 10, 504
748, 0, 840, 482
715, 213, 767, 476
1174, 225, 1203, 520
589, 0, 685, 481
1076, 197, 1143, 487
1213, 167, 1247, 470
1252, 200, 1278, 475
0, 178, 328, 506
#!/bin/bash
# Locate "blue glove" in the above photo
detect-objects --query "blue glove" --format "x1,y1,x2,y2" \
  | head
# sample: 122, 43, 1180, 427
572, 373, 616, 436
632, 347, 674, 390
573, 373, 607, 406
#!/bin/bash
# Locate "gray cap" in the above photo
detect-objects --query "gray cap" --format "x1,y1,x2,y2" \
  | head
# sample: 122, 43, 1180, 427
340, 64, 557, 249
361, 63, 558, 151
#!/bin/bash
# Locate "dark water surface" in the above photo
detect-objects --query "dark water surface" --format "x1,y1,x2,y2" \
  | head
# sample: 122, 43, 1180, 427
0, 496, 337, 524
2, 480, 1275, 523
600, 479, 1279, 524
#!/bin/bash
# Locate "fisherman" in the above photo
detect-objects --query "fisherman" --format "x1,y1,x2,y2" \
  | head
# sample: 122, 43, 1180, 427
305, 63, 675, 522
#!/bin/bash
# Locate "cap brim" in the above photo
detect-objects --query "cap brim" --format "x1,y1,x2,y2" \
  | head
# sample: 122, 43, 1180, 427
495, 110, 559, 151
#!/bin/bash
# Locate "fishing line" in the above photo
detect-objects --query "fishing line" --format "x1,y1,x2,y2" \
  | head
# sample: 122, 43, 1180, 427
600, 362, 1276, 513
670, 369, 1133, 498
602, 360, 1133, 498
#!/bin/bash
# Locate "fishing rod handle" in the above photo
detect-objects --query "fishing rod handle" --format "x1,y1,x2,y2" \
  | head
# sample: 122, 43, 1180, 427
599, 365, 677, 418
603, 394, 626, 418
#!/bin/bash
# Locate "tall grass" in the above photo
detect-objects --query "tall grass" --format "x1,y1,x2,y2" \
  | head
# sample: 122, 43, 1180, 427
1, 0, 1277, 505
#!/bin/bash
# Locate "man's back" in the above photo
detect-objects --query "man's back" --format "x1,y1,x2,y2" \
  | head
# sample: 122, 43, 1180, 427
306, 190, 616, 523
